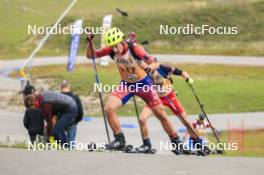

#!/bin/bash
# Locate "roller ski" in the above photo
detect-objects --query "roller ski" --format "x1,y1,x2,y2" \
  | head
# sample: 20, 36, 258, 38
104, 133, 126, 151
103, 133, 136, 153
103, 133, 154, 154
211, 148, 224, 155
192, 138, 211, 156
170, 136, 193, 155
195, 147, 224, 156
134, 145, 157, 154
170, 136, 212, 156
187, 137, 224, 156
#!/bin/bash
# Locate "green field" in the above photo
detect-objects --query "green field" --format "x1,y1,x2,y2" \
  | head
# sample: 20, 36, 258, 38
1, 0, 264, 59
206, 129, 264, 157
13, 63, 264, 116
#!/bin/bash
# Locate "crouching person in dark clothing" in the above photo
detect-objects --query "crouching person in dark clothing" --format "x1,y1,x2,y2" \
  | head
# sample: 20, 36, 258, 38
21, 80, 36, 108
23, 95, 44, 143
26, 91, 77, 145
60, 80, 83, 147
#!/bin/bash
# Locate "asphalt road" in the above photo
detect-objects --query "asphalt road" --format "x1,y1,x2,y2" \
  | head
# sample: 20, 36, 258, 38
0, 148, 263, 175
1, 109, 263, 155
1, 55, 264, 72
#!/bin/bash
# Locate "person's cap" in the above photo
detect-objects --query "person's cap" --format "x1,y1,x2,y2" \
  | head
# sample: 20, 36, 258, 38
60, 80, 70, 89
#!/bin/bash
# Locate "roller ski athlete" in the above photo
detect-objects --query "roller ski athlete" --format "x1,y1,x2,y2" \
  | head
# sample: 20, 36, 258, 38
135, 60, 212, 156
191, 113, 223, 154
86, 27, 186, 155
193, 113, 213, 134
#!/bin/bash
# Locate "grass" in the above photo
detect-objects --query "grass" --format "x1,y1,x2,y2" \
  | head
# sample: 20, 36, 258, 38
0, 142, 27, 149
11, 63, 264, 116
206, 129, 264, 157
0, 0, 264, 59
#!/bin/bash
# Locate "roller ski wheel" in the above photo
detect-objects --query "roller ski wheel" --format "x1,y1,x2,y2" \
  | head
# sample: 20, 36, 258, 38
195, 149, 209, 156
136, 148, 157, 154
124, 144, 136, 153
211, 148, 224, 155
135, 145, 157, 154
87, 142, 97, 152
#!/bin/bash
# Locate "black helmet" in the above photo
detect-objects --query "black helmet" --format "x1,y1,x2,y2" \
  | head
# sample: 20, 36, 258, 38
199, 113, 205, 120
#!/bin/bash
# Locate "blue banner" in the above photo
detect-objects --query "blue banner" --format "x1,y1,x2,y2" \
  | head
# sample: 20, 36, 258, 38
67, 34, 80, 71
67, 19, 82, 72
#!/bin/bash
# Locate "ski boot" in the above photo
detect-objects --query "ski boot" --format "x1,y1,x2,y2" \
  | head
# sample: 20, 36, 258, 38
170, 136, 192, 155
135, 138, 153, 153
105, 133, 126, 151
136, 138, 157, 154
192, 137, 211, 156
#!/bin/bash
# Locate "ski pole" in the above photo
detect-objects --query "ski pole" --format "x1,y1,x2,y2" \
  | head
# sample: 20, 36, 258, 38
116, 8, 128, 17
116, 8, 149, 48
116, 8, 133, 36
88, 39, 110, 143
163, 95, 200, 140
132, 96, 145, 144
188, 84, 225, 153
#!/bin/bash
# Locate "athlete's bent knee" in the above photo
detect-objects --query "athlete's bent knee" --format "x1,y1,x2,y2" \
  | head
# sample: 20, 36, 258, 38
139, 118, 147, 126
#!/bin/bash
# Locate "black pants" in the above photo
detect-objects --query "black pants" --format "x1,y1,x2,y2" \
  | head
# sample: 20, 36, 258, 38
29, 133, 43, 143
